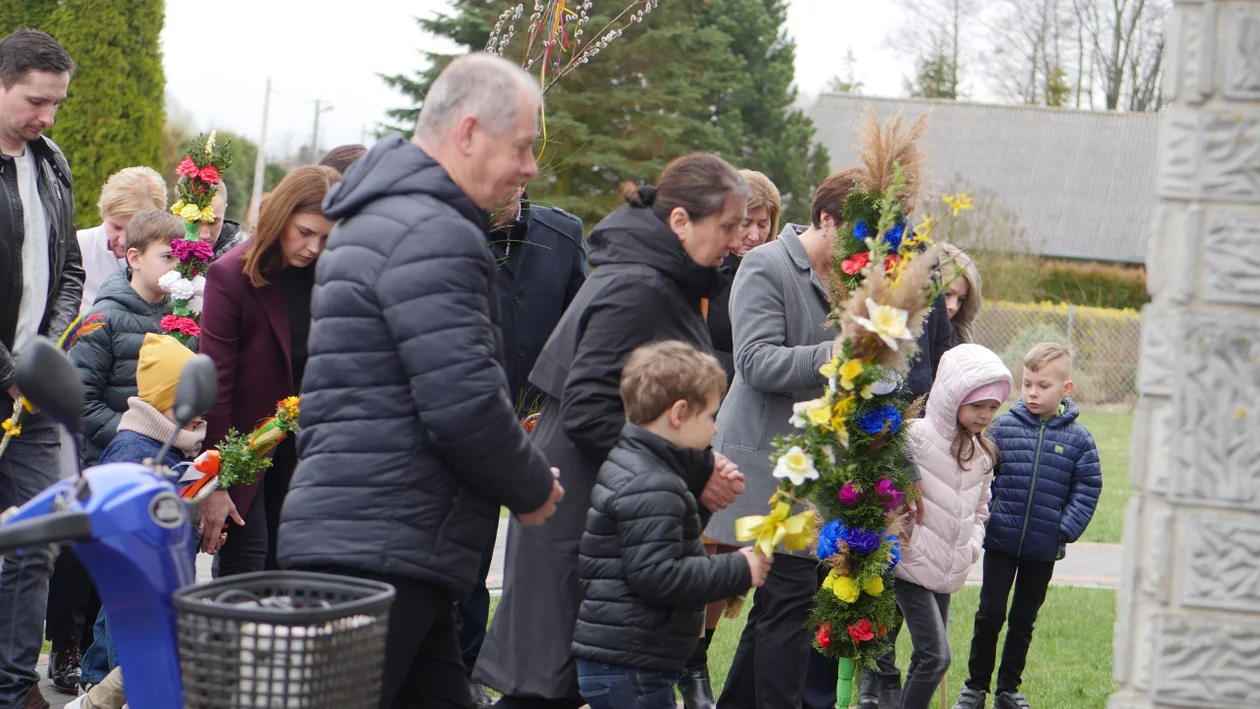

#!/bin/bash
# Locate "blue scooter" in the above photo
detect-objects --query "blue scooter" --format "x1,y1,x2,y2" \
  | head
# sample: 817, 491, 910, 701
0, 337, 216, 708
0, 338, 393, 709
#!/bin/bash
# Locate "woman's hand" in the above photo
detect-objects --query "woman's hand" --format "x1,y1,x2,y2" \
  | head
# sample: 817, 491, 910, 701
198, 489, 245, 554
700, 453, 745, 512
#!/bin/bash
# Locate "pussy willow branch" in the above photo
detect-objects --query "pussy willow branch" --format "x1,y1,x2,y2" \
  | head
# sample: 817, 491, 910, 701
545, 2, 648, 90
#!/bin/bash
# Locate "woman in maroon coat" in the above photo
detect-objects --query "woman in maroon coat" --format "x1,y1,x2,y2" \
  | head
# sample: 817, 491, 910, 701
196, 165, 340, 576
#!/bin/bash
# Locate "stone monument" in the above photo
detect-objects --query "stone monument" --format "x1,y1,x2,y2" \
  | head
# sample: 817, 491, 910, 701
1110, 1, 1260, 707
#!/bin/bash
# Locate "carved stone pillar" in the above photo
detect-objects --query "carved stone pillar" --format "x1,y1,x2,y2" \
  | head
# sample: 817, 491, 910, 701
1110, 1, 1260, 707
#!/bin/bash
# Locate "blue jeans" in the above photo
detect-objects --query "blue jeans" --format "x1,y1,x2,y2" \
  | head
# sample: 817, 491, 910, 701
79, 607, 116, 686
0, 411, 60, 703
895, 580, 952, 709
577, 659, 679, 709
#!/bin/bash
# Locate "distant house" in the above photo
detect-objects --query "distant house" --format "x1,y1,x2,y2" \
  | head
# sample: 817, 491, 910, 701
806, 93, 1159, 264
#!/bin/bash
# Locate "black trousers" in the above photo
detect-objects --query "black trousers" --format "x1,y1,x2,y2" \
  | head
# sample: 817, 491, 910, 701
457, 526, 496, 678
717, 554, 818, 709
214, 456, 295, 578
965, 548, 1055, 695
45, 548, 100, 652
311, 566, 472, 709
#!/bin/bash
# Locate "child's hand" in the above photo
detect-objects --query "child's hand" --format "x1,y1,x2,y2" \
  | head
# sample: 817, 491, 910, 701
739, 547, 772, 587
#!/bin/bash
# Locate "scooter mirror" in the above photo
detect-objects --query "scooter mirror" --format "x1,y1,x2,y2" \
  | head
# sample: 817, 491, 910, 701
15, 338, 84, 435
172, 355, 217, 427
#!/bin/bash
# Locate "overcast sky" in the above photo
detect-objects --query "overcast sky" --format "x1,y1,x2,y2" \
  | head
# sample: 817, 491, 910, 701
162, 1, 915, 157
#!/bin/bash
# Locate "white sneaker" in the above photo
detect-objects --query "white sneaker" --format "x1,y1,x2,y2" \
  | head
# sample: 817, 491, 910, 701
64, 696, 86, 709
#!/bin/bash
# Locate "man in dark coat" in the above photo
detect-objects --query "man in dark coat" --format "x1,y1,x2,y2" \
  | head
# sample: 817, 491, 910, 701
0, 29, 81, 709
461, 187, 586, 706
276, 54, 564, 709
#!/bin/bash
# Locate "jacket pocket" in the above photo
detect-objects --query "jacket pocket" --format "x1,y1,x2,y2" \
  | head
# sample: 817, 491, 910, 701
718, 391, 769, 450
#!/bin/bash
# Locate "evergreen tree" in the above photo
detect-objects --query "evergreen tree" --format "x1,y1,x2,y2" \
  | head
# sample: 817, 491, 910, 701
699, 0, 829, 224
383, 0, 828, 226
41, 0, 166, 227
0, 1, 57, 35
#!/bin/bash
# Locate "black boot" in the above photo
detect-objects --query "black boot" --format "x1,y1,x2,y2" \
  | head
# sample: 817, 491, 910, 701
856, 670, 881, 709
878, 675, 903, 709
679, 631, 716, 709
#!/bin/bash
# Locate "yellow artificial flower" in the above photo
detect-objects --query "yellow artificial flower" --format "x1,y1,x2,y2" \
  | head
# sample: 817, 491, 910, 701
913, 215, 935, 241
807, 406, 833, 431
179, 203, 202, 222
942, 193, 975, 217
170, 200, 186, 215
833, 394, 855, 419
735, 495, 815, 557
830, 574, 861, 603
1, 419, 20, 437
819, 358, 840, 379
851, 298, 914, 351
199, 206, 216, 223
838, 359, 863, 391
860, 384, 875, 400
773, 446, 819, 486
864, 576, 885, 597
830, 415, 851, 448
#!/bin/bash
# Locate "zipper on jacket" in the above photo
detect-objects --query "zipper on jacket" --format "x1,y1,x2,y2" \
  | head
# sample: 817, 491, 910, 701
1016, 420, 1047, 557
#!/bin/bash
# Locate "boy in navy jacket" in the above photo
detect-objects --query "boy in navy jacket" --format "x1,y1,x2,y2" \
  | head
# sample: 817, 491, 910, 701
953, 343, 1102, 709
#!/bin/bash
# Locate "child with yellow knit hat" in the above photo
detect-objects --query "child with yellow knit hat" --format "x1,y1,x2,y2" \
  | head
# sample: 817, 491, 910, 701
72, 334, 218, 707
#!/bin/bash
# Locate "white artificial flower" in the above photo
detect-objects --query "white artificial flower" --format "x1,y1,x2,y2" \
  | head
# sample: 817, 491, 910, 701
851, 298, 913, 351
187, 295, 204, 315
822, 445, 837, 466
191, 275, 206, 296
773, 446, 819, 487
789, 398, 827, 428
159, 271, 196, 301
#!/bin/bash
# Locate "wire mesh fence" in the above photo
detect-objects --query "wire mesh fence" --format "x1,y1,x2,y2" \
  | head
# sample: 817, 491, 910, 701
971, 300, 1143, 409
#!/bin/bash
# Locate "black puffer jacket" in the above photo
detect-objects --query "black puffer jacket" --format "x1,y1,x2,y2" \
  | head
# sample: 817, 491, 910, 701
70, 268, 173, 464
277, 135, 555, 598
213, 219, 245, 260
572, 424, 751, 671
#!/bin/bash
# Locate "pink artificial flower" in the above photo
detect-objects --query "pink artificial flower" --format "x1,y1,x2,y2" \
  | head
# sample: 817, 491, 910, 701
838, 482, 861, 506
175, 157, 198, 179
876, 478, 904, 509
198, 165, 221, 185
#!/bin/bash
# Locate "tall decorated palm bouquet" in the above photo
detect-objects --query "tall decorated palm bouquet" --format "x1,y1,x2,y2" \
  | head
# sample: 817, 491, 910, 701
160, 131, 233, 346
733, 109, 973, 699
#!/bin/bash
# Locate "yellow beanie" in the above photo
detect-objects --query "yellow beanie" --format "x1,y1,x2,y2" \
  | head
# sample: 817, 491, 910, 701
137, 333, 195, 412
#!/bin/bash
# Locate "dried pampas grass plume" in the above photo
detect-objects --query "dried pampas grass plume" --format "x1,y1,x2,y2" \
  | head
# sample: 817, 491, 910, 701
854, 106, 930, 209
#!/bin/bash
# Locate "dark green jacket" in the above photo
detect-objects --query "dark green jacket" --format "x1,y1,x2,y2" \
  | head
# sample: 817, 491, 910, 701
70, 268, 175, 464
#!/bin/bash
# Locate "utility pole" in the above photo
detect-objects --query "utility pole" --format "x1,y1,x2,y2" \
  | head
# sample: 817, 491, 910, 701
248, 77, 272, 225
311, 100, 333, 164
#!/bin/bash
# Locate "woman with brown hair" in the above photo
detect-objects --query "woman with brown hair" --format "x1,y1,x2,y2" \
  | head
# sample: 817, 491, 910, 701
195, 165, 341, 577
938, 242, 983, 345
475, 153, 750, 708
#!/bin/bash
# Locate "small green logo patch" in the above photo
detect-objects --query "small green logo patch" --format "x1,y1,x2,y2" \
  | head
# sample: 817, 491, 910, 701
1054, 444, 1065, 454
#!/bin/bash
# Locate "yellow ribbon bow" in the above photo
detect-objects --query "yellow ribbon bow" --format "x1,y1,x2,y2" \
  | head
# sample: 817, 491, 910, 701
735, 495, 816, 558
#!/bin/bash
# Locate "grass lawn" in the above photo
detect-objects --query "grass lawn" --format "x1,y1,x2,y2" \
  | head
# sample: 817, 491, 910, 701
489, 584, 1116, 708
1072, 409, 1132, 544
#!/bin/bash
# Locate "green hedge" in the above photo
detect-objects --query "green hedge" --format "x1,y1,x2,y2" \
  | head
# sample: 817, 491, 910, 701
972, 251, 1149, 310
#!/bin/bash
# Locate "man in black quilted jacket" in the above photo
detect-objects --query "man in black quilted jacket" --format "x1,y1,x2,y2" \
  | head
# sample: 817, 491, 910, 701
277, 53, 565, 709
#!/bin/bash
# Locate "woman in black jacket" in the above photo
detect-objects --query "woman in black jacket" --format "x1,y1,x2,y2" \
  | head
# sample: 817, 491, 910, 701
474, 153, 750, 708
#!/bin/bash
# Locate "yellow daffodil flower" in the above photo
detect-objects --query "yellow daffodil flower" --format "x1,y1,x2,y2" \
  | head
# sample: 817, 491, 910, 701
839, 359, 863, 390
820, 358, 840, 379
773, 446, 819, 486
851, 298, 914, 351
735, 496, 815, 557
807, 406, 833, 431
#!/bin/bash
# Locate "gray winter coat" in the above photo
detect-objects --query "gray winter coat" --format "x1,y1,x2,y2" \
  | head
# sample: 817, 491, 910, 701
70, 268, 173, 464
705, 225, 836, 551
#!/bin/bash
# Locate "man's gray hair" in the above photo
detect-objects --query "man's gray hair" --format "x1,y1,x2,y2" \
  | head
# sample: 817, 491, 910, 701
215, 179, 228, 206
416, 53, 541, 141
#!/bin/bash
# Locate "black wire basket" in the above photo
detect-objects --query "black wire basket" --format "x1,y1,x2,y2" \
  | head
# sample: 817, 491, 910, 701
174, 571, 395, 709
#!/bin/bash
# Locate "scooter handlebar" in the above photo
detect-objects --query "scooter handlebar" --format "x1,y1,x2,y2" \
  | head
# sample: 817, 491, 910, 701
0, 511, 92, 555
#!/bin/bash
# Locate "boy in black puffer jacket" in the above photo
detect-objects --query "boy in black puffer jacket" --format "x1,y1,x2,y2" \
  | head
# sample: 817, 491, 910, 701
572, 341, 770, 708
71, 211, 187, 465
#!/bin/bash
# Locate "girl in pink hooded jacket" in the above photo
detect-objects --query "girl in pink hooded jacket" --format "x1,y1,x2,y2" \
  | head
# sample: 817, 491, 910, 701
895, 343, 1012, 709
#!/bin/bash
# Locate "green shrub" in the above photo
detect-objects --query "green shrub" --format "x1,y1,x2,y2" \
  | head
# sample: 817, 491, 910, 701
972, 251, 1149, 310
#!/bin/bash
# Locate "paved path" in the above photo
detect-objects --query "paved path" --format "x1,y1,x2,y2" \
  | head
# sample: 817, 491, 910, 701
36, 526, 1119, 707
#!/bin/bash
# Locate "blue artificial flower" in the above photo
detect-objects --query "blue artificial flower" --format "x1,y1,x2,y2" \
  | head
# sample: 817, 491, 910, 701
884, 532, 901, 571
818, 518, 843, 560
858, 406, 903, 436
853, 220, 870, 240
884, 223, 905, 251
844, 526, 882, 556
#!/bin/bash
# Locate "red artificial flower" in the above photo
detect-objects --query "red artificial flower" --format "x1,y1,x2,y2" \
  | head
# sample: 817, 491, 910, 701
198, 165, 221, 185
841, 252, 870, 276
521, 413, 540, 434
876, 624, 889, 637
175, 156, 198, 179
161, 315, 201, 337
848, 619, 875, 644
815, 622, 832, 650
884, 254, 903, 272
